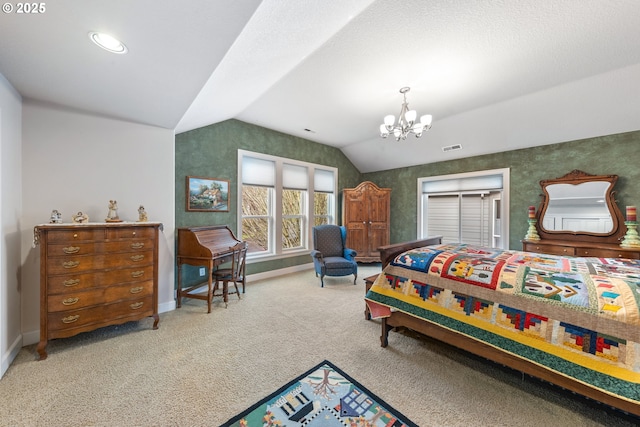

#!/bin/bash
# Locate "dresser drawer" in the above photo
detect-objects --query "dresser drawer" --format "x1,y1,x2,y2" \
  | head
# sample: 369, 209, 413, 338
523, 242, 576, 256
48, 242, 98, 257
104, 280, 154, 301
48, 281, 154, 312
47, 265, 155, 294
576, 248, 640, 259
46, 251, 154, 275
104, 239, 153, 253
47, 239, 153, 257
106, 226, 156, 240
47, 296, 153, 332
46, 229, 105, 242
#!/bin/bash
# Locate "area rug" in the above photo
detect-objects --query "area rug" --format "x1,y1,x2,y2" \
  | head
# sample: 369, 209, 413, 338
220, 360, 418, 427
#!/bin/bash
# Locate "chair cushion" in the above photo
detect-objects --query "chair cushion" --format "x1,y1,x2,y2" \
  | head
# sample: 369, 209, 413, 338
323, 256, 356, 270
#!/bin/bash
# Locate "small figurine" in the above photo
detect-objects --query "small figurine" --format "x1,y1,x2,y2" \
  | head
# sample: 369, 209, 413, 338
49, 210, 62, 224
105, 200, 121, 222
72, 212, 89, 224
137, 205, 148, 222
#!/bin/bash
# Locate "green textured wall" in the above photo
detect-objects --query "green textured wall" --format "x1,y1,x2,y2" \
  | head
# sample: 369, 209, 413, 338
364, 131, 640, 250
176, 121, 639, 280
175, 119, 362, 279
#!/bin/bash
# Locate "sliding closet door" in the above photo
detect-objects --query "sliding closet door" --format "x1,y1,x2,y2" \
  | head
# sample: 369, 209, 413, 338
426, 194, 459, 243
425, 192, 496, 246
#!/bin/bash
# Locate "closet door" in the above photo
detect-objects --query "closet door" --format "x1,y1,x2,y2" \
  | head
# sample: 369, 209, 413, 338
426, 194, 460, 243
367, 185, 391, 260
343, 187, 368, 257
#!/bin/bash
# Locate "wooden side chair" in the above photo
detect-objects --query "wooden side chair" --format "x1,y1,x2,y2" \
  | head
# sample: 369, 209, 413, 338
212, 242, 248, 307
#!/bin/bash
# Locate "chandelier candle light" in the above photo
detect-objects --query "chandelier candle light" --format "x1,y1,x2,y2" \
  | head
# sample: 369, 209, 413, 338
380, 87, 432, 141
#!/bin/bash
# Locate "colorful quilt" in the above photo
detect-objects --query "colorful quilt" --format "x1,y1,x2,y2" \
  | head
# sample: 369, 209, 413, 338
365, 243, 640, 404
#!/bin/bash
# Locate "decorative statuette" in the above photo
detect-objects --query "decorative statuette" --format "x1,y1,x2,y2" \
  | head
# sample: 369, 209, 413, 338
105, 200, 122, 222
72, 212, 89, 224
525, 205, 540, 241
621, 206, 640, 248
50, 209, 62, 224
137, 205, 148, 222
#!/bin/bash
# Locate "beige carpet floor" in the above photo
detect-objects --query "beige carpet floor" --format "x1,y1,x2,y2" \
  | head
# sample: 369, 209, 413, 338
1, 264, 638, 426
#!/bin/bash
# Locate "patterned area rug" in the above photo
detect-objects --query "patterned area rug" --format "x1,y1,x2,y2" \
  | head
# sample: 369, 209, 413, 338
220, 360, 418, 427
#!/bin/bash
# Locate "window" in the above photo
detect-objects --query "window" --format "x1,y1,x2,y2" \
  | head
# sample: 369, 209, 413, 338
418, 169, 509, 248
313, 169, 335, 226
238, 150, 337, 260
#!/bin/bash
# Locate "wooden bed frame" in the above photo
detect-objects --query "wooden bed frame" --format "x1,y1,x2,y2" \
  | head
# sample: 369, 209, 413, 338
375, 238, 640, 417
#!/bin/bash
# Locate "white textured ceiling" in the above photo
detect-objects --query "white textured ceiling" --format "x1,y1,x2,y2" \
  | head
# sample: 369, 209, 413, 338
1, 0, 639, 173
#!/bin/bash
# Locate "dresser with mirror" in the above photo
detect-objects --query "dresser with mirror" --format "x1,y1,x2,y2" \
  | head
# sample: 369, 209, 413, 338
522, 170, 640, 259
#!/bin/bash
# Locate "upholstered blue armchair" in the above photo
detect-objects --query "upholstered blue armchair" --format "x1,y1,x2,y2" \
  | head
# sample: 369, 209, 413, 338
310, 224, 357, 287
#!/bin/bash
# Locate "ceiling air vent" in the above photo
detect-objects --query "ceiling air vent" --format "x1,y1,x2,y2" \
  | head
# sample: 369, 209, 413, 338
442, 144, 462, 152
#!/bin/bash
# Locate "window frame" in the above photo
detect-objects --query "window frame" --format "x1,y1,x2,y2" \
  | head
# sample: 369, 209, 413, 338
238, 150, 337, 262
417, 168, 510, 249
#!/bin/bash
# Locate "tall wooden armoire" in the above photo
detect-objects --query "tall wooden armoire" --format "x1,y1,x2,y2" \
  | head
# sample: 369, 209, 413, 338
342, 181, 391, 263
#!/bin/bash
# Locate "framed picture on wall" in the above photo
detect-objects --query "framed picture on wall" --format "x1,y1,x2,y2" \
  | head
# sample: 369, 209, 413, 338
186, 176, 230, 212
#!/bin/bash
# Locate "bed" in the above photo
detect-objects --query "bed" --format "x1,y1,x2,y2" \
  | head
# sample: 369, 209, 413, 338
365, 239, 640, 416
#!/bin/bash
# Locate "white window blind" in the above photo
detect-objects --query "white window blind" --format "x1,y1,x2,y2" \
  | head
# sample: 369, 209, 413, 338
460, 194, 490, 246
283, 163, 308, 190
426, 195, 460, 243
422, 174, 503, 193
242, 157, 275, 187
314, 169, 335, 193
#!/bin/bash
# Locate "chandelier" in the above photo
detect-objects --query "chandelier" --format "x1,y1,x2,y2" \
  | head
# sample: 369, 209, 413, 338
379, 87, 432, 141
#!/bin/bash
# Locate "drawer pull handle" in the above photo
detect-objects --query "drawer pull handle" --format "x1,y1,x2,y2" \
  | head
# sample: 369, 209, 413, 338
62, 297, 79, 306
63, 279, 80, 287
130, 286, 144, 294
62, 315, 80, 324
131, 270, 145, 278
63, 246, 80, 254
63, 261, 80, 269
131, 242, 145, 249
132, 231, 136, 236
130, 255, 145, 262
73, 233, 78, 238
130, 302, 144, 310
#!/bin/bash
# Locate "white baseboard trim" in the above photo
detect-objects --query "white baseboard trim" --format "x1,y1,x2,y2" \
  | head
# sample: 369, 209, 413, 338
246, 262, 314, 282
2, 334, 23, 378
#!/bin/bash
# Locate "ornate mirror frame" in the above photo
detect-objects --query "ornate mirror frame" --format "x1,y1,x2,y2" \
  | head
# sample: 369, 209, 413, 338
536, 170, 626, 244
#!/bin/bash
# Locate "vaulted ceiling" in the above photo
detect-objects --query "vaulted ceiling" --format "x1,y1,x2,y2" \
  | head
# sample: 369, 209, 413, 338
1, 0, 639, 172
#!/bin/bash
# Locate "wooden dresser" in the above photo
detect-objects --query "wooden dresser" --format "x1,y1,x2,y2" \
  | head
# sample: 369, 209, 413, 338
522, 170, 639, 260
522, 239, 640, 259
342, 181, 391, 262
34, 222, 162, 360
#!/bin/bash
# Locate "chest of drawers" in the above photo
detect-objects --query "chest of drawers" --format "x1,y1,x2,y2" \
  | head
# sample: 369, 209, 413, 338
34, 222, 162, 360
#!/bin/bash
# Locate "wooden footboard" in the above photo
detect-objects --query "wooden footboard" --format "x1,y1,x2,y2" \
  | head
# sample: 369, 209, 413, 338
378, 235, 443, 268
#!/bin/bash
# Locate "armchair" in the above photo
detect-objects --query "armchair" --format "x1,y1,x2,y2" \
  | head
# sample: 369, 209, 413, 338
310, 224, 358, 287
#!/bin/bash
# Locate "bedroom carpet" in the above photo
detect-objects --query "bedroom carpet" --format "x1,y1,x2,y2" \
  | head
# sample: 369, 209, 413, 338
1, 264, 638, 426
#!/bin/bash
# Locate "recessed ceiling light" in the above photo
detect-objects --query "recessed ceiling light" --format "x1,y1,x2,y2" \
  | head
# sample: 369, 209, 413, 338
88, 31, 128, 54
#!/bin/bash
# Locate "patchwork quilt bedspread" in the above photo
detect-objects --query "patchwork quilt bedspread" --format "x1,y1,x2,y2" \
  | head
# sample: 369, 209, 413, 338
365, 243, 640, 404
